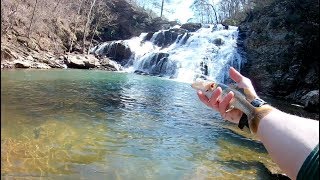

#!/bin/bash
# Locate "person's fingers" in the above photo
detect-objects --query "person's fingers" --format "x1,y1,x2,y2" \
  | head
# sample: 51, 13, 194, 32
218, 91, 234, 118
229, 67, 243, 83
197, 88, 222, 110
229, 67, 258, 98
208, 87, 222, 103
197, 90, 210, 106
208, 87, 222, 110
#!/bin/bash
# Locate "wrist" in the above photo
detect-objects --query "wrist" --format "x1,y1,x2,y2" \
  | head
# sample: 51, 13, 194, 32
237, 98, 274, 134
249, 104, 274, 134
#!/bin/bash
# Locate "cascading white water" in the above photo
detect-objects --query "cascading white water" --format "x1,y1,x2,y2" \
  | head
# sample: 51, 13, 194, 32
92, 24, 244, 83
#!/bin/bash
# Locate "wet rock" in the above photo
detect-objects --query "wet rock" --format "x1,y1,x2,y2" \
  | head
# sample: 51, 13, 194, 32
134, 70, 149, 75
181, 23, 202, 32
138, 52, 176, 76
301, 90, 319, 112
98, 57, 121, 71
34, 63, 51, 69
13, 60, 31, 68
152, 28, 188, 47
94, 41, 132, 66
143, 32, 154, 41
221, 23, 229, 30
213, 38, 224, 46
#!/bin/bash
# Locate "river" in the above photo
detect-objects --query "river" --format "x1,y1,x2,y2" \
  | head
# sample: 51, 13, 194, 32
1, 69, 284, 179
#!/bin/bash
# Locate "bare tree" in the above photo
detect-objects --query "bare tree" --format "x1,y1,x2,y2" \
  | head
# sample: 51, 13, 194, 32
68, 0, 85, 53
82, 0, 97, 53
191, 0, 219, 24
27, 0, 38, 38
87, 0, 117, 54
160, 0, 164, 17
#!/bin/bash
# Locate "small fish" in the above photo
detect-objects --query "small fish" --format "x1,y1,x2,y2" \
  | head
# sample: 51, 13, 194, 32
191, 80, 272, 134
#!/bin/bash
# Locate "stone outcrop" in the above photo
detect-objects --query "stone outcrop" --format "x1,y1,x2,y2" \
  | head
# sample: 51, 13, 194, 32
151, 28, 189, 47
93, 41, 132, 66
238, 0, 319, 110
301, 90, 319, 112
180, 23, 202, 32
0, 44, 119, 71
64, 54, 100, 69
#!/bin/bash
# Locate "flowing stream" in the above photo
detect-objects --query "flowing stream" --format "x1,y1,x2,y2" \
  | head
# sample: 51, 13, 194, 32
92, 24, 243, 83
1, 69, 282, 179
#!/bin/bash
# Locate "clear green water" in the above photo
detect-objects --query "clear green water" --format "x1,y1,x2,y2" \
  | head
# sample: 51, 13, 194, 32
1, 69, 281, 179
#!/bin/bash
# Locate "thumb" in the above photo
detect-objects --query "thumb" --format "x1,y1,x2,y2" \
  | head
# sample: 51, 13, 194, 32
229, 67, 243, 83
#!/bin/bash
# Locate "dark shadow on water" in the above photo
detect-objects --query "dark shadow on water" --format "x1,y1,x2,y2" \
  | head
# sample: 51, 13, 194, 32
222, 127, 267, 153
219, 160, 290, 180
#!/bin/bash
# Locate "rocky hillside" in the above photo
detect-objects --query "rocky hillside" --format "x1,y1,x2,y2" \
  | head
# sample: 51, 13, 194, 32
238, 0, 319, 112
1, 0, 176, 69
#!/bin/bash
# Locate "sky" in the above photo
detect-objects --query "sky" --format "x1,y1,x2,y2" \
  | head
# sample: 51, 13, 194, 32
165, 0, 194, 23
137, 0, 220, 24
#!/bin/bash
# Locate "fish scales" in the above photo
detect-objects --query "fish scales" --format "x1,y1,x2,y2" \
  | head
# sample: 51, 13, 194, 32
191, 80, 274, 134
192, 81, 255, 120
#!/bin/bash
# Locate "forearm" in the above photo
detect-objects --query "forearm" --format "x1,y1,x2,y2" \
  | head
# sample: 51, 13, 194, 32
257, 108, 319, 179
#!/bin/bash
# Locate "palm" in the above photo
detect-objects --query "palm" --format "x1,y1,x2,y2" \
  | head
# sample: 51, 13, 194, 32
196, 67, 257, 124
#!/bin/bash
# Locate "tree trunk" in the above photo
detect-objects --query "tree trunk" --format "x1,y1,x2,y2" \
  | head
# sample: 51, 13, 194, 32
160, 0, 164, 17
88, 1, 103, 55
68, 0, 84, 53
82, 0, 97, 54
27, 0, 38, 38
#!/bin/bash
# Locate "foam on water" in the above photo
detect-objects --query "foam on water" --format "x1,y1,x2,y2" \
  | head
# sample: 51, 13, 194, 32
92, 24, 243, 84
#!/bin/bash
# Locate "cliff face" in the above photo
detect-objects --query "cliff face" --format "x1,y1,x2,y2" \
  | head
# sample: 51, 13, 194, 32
238, 0, 319, 106
1, 0, 175, 69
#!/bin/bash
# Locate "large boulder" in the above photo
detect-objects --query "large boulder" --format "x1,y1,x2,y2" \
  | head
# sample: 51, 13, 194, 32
93, 41, 132, 66
98, 57, 122, 71
65, 54, 100, 69
181, 23, 202, 32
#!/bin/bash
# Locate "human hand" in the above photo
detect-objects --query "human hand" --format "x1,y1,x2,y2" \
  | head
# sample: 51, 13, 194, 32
196, 67, 258, 124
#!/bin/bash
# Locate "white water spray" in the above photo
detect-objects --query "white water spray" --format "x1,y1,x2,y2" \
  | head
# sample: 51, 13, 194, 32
92, 24, 243, 83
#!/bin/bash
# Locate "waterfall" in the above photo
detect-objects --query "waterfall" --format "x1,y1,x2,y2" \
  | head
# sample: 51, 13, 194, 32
91, 24, 243, 83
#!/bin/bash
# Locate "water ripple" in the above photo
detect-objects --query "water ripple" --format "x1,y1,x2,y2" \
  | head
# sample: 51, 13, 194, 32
1, 70, 282, 179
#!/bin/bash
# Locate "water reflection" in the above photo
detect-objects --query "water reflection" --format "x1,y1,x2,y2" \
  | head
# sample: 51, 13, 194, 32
1, 69, 283, 179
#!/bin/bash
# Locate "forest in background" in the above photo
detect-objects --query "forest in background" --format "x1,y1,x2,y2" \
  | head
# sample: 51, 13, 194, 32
1, 0, 318, 113
1, 0, 269, 54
